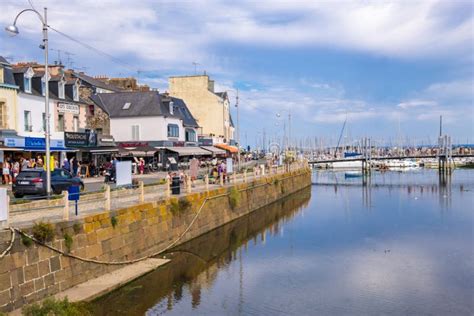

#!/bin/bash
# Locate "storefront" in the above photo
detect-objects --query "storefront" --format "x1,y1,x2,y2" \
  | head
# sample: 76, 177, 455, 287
64, 132, 118, 171
2, 136, 74, 166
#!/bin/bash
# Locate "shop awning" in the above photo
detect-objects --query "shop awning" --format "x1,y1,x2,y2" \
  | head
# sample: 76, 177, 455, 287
0, 146, 24, 152
118, 146, 157, 157
201, 146, 226, 155
80, 147, 119, 154
166, 147, 212, 156
214, 143, 239, 153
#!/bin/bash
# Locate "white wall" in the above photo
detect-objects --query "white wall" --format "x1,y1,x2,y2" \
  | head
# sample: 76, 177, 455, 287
110, 116, 187, 142
17, 93, 62, 140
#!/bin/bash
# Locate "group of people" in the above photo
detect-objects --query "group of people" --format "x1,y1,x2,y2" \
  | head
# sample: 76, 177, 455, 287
209, 160, 228, 183
1, 155, 49, 185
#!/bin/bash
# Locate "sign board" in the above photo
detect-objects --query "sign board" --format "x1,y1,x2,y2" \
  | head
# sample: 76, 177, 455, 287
68, 185, 80, 201
0, 188, 8, 222
65, 132, 97, 147
116, 160, 132, 186
226, 158, 233, 174
58, 103, 80, 114
25, 137, 65, 150
4, 137, 25, 148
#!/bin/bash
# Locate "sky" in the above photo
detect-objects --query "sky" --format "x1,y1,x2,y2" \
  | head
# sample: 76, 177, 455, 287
0, 0, 473, 148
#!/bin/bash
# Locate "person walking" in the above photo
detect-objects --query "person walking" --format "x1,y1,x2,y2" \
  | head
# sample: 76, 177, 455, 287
139, 158, 145, 175
71, 157, 79, 176
63, 158, 70, 172
12, 160, 20, 182
2, 159, 11, 185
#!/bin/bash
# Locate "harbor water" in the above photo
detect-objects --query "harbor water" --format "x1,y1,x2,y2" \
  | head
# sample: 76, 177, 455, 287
92, 169, 473, 315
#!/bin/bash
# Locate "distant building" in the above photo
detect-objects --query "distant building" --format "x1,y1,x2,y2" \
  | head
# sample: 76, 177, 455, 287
168, 75, 234, 144
90, 91, 199, 147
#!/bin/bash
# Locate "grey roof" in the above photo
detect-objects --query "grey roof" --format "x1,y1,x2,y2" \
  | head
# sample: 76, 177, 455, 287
91, 92, 169, 118
170, 97, 199, 127
214, 91, 228, 99
72, 72, 122, 92
0, 57, 17, 87
91, 92, 199, 127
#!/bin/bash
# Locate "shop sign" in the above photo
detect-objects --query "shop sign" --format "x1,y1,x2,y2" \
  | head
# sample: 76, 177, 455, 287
198, 137, 213, 146
25, 137, 65, 149
119, 142, 148, 148
65, 132, 97, 147
58, 102, 80, 114
4, 137, 25, 148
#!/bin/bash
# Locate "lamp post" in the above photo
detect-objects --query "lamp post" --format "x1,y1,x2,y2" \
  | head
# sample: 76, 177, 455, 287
6, 7, 52, 195
222, 89, 241, 171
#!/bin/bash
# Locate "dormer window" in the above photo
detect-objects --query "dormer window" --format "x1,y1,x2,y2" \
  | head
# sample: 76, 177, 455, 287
169, 101, 174, 115
23, 67, 34, 93
73, 83, 79, 101
41, 80, 46, 96
58, 79, 65, 99
123, 102, 131, 110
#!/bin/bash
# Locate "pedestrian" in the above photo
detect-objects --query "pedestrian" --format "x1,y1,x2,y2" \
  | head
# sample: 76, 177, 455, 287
63, 158, 70, 171
71, 157, 78, 176
2, 160, 11, 185
12, 160, 20, 181
37, 157, 43, 168
139, 158, 145, 175
21, 157, 29, 171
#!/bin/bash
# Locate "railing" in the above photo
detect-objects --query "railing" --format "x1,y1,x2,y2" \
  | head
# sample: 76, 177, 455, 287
7, 161, 310, 226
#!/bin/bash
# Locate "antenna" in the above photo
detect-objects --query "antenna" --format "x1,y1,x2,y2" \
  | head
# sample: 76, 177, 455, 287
439, 115, 443, 137
192, 62, 200, 74
49, 48, 62, 65
64, 51, 75, 68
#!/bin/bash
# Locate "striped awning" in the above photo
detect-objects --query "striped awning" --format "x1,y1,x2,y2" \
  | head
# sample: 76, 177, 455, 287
166, 147, 211, 156
214, 143, 238, 153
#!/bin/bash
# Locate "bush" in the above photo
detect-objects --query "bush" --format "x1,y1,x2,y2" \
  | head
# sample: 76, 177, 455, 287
22, 297, 92, 316
228, 187, 240, 210
110, 216, 118, 229
21, 234, 33, 247
64, 233, 73, 252
32, 222, 55, 243
169, 198, 191, 216
72, 223, 81, 234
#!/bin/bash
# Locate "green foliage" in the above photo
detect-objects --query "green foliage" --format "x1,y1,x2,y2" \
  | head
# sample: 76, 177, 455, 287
228, 187, 240, 210
110, 216, 118, 229
21, 234, 33, 247
169, 199, 180, 216
22, 297, 92, 316
64, 233, 73, 252
32, 222, 55, 243
72, 223, 81, 234
169, 198, 191, 216
178, 198, 191, 211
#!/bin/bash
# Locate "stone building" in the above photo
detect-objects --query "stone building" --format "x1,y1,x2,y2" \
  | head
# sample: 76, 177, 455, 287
168, 75, 234, 144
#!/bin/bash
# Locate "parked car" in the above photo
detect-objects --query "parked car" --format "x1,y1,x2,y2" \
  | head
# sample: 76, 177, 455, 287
12, 168, 84, 198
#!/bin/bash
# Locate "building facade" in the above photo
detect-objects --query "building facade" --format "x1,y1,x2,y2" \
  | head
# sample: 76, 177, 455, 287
90, 91, 199, 147
168, 75, 234, 144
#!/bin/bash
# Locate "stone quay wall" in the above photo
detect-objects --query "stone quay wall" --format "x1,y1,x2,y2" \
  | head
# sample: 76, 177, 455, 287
0, 168, 311, 312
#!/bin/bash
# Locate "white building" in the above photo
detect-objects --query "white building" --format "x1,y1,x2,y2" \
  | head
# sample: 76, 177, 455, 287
91, 91, 199, 147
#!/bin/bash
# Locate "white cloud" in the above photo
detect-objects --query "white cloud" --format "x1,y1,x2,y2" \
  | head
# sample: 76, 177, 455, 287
397, 100, 437, 109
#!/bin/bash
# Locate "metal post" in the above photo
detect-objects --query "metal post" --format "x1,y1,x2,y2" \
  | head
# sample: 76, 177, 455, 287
43, 7, 51, 196
62, 190, 69, 221
236, 88, 241, 171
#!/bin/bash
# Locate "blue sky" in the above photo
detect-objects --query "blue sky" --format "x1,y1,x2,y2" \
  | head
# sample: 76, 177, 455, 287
1, 0, 472, 147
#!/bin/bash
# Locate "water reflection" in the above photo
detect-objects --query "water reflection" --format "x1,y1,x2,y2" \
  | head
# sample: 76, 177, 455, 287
92, 188, 311, 315
93, 170, 473, 315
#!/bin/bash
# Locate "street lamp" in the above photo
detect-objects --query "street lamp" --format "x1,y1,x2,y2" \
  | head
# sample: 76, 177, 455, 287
6, 7, 52, 196
222, 89, 241, 171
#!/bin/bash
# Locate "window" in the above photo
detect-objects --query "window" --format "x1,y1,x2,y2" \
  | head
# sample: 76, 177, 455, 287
167, 124, 179, 138
73, 84, 79, 101
24, 77, 31, 93
185, 128, 196, 142
0, 102, 5, 128
169, 101, 174, 115
123, 102, 131, 110
132, 125, 140, 140
58, 114, 64, 131
73, 116, 79, 132
58, 80, 65, 99
88, 104, 95, 116
24, 111, 32, 132
42, 113, 46, 131
41, 80, 46, 96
